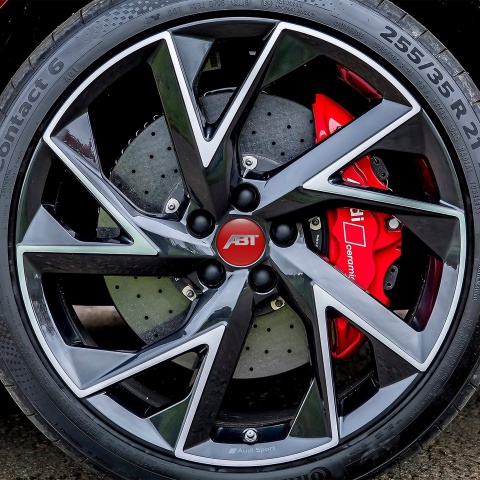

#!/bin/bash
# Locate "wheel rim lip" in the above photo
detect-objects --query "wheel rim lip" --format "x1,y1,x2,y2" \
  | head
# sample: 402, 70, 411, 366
13, 17, 467, 468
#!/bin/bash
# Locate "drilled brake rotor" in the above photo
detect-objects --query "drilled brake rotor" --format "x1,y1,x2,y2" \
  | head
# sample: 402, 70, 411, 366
103, 92, 314, 379
109, 116, 182, 214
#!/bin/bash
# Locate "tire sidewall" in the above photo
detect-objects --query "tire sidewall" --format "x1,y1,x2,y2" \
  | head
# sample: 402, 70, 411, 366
0, 1, 479, 479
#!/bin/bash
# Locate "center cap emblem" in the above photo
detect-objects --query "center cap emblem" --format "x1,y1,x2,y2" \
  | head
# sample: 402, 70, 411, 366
216, 219, 266, 267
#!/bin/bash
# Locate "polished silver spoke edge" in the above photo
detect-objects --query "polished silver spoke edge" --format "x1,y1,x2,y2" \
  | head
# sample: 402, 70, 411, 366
16, 252, 226, 398
41, 136, 158, 257
174, 285, 339, 467
78, 326, 225, 398
168, 26, 284, 167
303, 44, 421, 189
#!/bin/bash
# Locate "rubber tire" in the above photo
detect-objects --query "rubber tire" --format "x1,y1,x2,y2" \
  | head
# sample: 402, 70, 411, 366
1, 1, 480, 479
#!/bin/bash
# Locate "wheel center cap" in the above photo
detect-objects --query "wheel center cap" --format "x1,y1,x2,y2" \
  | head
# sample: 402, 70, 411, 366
216, 219, 266, 267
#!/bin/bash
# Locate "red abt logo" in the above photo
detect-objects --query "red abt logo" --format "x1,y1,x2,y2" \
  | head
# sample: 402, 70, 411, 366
216, 219, 265, 267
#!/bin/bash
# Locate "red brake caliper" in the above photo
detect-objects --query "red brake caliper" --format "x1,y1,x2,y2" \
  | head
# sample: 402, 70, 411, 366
313, 89, 402, 360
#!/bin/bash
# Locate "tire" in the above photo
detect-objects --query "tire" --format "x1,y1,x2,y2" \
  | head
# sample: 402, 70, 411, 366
1, 0, 480, 478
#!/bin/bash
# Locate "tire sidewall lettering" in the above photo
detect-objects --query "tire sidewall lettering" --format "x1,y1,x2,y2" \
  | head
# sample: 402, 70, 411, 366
0, 1, 479, 479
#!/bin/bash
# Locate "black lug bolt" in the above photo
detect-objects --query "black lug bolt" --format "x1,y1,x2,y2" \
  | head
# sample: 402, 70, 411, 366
198, 261, 226, 288
187, 209, 215, 238
271, 222, 297, 247
232, 184, 260, 212
250, 266, 277, 293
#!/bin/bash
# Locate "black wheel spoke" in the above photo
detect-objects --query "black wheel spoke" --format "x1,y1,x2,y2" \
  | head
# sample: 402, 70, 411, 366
254, 99, 416, 219
18, 203, 213, 275
278, 277, 339, 443
270, 240, 425, 367
395, 210, 462, 262
42, 270, 250, 397
271, 262, 340, 443
181, 273, 255, 448
150, 38, 223, 216
40, 133, 216, 263
18, 205, 154, 275
321, 185, 464, 263
55, 110, 101, 169
323, 183, 464, 264
149, 29, 281, 218
370, 338, 419, 388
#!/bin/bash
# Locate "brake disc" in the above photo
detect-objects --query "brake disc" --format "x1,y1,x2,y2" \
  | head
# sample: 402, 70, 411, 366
105, 275, 192, 344
109, 116, 182, 215
102, 91, 313, 379
233, 304, 309, 379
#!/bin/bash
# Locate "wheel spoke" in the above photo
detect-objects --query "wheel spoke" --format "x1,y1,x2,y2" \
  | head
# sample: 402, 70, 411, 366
149, 29, 280, 217
395, 210, 462, 262
372, 111, 464, 208
151, 25, 329, 218
41, 133, 216, 262
18, 204, 213, 275
288, 285, 339, 443
88, 393, 173, 450
150, 37, 223, 216
255, 99, 417, 219
45, 122, 156, 253
317, 184, 464, 263
27, 270, 250, 398
178, 274, 255, 449
55, 110, 101, 169
329, 184, 464, 263
270, 265, 338, 442
270, 239, 425, 368
18, 205, 149, 275
370, 338, 418, 388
